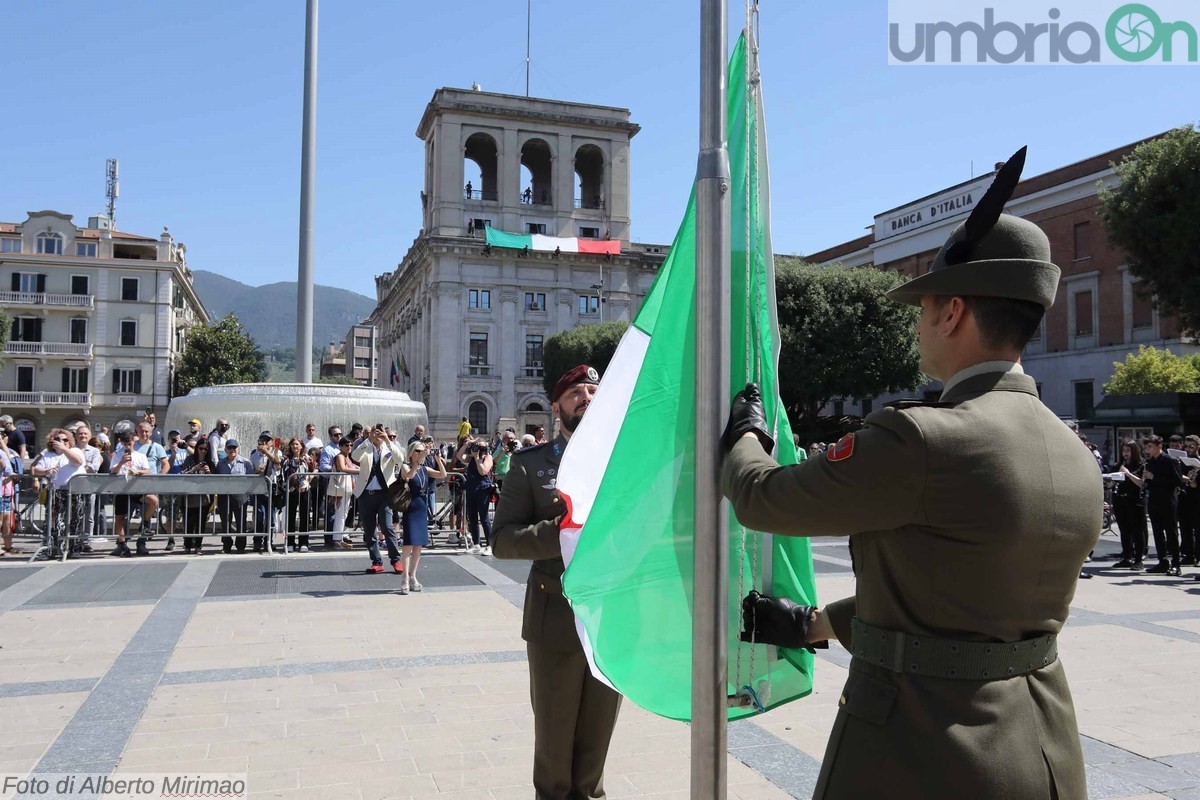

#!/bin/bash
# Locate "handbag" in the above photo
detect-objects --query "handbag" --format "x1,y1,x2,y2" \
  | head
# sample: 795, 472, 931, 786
387, 474, 412, 513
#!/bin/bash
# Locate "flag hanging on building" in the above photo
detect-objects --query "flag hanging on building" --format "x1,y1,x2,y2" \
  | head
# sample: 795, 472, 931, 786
555, 32, 818, 722
485, 227, 621, 255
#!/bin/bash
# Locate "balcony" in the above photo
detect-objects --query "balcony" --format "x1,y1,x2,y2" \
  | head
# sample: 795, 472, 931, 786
5, 341, 93, 358
0, 391, 91, 409
0, 291, 95, 311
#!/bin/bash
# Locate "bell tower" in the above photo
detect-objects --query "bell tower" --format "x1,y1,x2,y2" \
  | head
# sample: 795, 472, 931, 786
416, 87, 639, 244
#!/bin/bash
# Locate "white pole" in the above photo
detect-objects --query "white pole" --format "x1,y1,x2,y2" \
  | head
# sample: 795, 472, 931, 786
295, 0, 318, 383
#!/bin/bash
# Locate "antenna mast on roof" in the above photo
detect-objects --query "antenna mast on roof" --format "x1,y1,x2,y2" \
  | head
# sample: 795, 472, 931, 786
525, 0, 531, 96
105, 158, 120, 228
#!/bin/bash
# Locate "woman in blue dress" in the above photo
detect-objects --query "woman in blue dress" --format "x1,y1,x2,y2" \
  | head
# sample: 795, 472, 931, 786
400, 440, 448, 592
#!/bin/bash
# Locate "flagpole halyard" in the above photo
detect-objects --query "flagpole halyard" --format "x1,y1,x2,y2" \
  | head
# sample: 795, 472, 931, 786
692, 0, 731, 795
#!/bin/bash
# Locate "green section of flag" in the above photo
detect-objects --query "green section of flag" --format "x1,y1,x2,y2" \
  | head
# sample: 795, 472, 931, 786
561, 33, 816, 722
484, 227, 531, 249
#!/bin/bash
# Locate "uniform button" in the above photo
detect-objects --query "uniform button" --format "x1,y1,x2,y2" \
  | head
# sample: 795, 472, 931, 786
539, 583, 545, 590
839, 695, 846, 706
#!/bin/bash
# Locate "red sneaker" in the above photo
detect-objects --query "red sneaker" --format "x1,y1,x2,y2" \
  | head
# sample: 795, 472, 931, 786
392, 562, 405, 574
365, 564, 384, 574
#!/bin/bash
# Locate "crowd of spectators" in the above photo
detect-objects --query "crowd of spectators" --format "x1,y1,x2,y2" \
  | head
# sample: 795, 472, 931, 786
0, 412, 552, 565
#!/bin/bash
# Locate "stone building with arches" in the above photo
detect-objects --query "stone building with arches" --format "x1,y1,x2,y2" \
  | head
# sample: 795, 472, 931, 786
372, 87, 668, 440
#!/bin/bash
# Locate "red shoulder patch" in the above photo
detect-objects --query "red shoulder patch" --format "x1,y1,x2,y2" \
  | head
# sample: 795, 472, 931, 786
826, 433, 856, 463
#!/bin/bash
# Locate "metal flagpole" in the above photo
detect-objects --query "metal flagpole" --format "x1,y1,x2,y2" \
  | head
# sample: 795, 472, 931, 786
295, 0, 318, 383
692, 0, 730, 796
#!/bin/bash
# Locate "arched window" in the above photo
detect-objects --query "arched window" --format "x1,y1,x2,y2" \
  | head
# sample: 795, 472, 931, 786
468, 400, 489, 435
463, 133, 499, 202
525, 402, 544, 412
520, 138, 553, 206
36, 231, 63, 255
574, 145, 605, 209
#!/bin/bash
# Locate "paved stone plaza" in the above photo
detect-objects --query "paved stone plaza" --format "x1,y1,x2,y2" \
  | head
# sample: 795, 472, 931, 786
0, 534, 1198, 799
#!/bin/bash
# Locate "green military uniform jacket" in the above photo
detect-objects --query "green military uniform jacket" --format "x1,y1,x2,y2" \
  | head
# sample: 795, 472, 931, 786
723, 370, 1101, 800
492, 436, 579, 651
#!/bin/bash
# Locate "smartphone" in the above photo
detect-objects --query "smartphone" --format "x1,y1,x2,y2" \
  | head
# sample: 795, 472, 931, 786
275, 437, 282, 450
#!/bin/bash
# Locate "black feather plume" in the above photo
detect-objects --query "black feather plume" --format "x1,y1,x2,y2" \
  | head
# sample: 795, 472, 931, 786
944, 146, 1028, 265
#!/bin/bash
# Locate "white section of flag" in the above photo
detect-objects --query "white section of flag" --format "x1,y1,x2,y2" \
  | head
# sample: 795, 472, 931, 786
531, 234, 580, 253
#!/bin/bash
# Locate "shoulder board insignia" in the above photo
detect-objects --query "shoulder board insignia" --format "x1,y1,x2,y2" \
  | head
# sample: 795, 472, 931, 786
885, 399, 956, 410
827, 433, 856, 463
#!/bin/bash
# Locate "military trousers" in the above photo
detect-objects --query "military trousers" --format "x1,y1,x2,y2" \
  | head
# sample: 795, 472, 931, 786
527, 641, 622, 800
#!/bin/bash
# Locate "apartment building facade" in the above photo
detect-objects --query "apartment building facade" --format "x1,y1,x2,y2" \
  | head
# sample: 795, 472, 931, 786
0, 210, 208, 443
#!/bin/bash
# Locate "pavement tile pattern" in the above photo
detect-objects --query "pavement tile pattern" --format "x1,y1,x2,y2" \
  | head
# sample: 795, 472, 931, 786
0, 536, 1196, 799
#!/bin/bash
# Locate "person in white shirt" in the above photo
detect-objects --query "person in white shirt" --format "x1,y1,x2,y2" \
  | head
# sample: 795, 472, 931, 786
303, 422, 324, 450
31, 428, 87, 556
72, 425, 103, 552
109, 429, 152, 557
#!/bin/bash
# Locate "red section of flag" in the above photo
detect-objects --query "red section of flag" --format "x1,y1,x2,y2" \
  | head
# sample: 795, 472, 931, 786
576, 239, 621, 255
827, 433, 855, 463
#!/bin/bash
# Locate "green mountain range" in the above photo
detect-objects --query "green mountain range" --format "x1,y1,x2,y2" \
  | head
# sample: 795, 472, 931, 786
191, 270, 376, 351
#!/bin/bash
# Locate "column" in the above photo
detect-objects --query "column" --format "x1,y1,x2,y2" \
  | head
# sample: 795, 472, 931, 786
499, 290, 518, 419
431, 284, 462, 437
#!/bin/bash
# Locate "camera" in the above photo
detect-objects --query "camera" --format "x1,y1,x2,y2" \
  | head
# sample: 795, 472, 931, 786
505, 440, 518, 453
470, 441, 487, 455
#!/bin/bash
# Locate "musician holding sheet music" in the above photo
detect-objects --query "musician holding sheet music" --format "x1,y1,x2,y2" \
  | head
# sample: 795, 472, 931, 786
1141, 435, 1184, 576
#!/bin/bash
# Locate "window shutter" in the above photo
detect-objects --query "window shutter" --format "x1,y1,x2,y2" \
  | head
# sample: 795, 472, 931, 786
10, 273, 19, 292
133, 371, 142, 394
113, 371, 121, 393
62, 368, 70, 393
36, 274, 47, 293
32, 318, 43, 342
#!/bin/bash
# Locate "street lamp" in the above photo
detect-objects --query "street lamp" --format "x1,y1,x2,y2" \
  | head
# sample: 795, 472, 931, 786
590, 282, 603, 322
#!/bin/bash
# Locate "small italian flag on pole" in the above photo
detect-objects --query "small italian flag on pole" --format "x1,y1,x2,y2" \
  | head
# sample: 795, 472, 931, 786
555, 32, 818, 722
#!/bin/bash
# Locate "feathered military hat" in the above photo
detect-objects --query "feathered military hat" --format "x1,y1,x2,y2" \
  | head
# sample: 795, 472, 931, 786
886, 147, 1061, 310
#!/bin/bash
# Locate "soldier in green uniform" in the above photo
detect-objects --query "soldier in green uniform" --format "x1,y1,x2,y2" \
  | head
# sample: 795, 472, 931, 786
723, 148, 1101, 799
493, 364, 622, 800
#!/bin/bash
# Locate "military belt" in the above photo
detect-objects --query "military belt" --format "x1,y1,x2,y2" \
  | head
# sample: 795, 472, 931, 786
850, 618, 1057, 681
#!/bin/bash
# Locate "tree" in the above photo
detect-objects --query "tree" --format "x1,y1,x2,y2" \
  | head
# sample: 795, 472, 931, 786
1104, 345, 1199, 395
543, 321, 630, 395
774, 258, 922, 422
174, 313, 267, 395
318, 374, 362, 386
1099, 124, 1200, 331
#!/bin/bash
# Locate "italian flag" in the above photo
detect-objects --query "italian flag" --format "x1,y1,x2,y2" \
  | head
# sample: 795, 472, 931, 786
555, 33, 818, 722
484, 226, 621, 255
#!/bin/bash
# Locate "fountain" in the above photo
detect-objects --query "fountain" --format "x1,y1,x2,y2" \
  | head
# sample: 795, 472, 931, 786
165, 384, 427, 444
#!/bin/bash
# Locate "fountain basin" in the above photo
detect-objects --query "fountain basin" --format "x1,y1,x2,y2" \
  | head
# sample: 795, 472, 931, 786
166, 383, 428, 445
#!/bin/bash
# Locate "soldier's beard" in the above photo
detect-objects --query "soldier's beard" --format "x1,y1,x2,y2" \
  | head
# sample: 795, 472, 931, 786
560, 407, 588, 435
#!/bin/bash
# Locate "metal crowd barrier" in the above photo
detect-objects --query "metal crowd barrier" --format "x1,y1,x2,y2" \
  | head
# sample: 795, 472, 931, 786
56, 474, 273, 562
18, 469, 490, 562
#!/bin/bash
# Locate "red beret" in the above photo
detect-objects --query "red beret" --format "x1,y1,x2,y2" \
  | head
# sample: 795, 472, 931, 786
551, 364, 600, 403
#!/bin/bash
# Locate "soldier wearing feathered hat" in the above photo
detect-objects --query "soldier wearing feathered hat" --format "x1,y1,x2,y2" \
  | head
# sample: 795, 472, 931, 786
721, 148, 1100, 799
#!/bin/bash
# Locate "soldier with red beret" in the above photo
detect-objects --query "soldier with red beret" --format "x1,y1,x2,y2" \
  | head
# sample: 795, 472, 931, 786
493, 363, 620, 800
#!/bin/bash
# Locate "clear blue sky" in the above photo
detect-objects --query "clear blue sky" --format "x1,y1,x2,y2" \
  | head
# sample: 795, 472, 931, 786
1, 1, 1192, 299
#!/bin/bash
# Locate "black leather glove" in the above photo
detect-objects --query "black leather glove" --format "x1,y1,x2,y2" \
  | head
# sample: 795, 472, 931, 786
740, 590, 828, 652
722, 383, 775, 453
